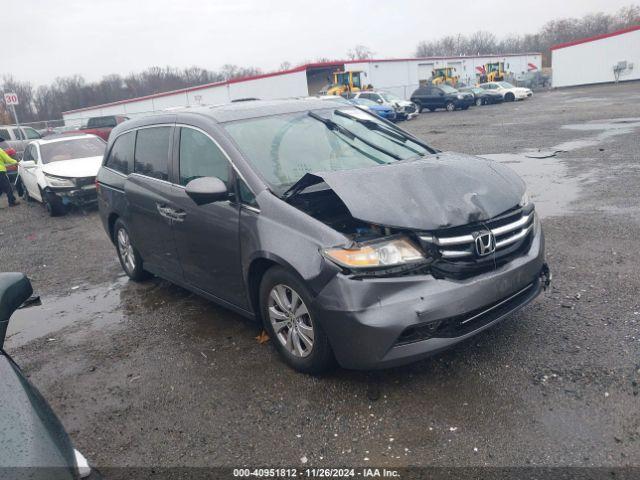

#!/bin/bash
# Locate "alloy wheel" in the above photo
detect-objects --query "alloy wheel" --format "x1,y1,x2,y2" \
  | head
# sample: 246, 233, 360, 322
475, 98, 483, 107
446, 102, 455, 111
117, 228, 136, 273
268, 284, 314, 358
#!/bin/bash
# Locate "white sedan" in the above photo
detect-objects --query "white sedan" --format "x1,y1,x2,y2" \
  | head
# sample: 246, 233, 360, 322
17, 134, 106, 216
479, 81, 533, 101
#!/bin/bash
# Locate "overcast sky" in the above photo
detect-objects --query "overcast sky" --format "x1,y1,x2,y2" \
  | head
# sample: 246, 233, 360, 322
8, 0, 634, 85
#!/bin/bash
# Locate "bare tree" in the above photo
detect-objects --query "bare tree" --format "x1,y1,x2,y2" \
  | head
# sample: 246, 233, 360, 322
347, 45, 374, 60
415, 4, 640, 67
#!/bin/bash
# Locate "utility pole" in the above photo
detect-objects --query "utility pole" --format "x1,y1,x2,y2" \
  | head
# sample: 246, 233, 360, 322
11, 104, 21, 131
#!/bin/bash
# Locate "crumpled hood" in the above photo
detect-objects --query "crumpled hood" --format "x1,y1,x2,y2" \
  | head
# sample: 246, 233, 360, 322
42, 156, 102, 178
291, 152, 525, 231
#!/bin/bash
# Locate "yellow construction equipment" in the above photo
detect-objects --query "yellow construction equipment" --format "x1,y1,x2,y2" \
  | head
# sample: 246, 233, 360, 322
431, 67, 459, 86
480, 62, 506, 83
326, 70, 368, 95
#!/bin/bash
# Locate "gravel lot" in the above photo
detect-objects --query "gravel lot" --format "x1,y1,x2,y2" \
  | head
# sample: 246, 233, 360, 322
1, 82, 639, 475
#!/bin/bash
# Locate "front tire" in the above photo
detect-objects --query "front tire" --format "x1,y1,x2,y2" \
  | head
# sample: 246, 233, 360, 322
113, 219, 149, 281
505, 92, 515, 102
445, 101, 456, 112
475, 97, 483, 107
42, 189, 66, 216
260, 266, 335, 374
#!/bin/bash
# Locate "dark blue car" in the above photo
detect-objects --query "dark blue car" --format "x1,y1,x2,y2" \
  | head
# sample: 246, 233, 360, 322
348, 97, 397, 121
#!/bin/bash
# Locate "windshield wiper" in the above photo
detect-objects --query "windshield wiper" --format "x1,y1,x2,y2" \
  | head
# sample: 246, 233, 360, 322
307, 111, 401, 161
335, 109, 436, 154
334, 110, 425, 156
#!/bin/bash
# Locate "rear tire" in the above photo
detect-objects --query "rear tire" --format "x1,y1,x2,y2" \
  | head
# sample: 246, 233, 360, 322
113, 219, 150, 282
260, 266, 336, 374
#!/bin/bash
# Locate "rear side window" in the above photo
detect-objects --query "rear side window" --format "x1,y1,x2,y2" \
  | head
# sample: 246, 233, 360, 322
88, 116, 117, 128
0, 128, 10, 140
22, 145, 33, 161
178, 127, 229, 186
24, 128, 40, 139
12, 128, 24, 140
134, 127, 171, 181
106, 131, 135, 175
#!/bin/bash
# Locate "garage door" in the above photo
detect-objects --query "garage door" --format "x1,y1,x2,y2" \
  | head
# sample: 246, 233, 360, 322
418, 63, 434, 83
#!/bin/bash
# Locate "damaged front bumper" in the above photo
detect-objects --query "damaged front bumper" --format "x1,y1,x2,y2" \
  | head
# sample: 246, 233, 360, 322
313, 228, 548, 370
47, 185, 98, 207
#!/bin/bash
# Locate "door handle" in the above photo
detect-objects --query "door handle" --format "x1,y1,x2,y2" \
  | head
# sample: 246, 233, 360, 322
156, 203, 186, 222
171, 209, 186, 222
156, 203, 173, 218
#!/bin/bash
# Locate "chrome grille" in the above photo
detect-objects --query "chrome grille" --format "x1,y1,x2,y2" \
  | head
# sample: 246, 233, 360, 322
420, 210, 535, 260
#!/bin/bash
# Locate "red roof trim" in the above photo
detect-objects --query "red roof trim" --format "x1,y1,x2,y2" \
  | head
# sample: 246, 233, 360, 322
62, 53, 542, 115
551, 25, 640, 51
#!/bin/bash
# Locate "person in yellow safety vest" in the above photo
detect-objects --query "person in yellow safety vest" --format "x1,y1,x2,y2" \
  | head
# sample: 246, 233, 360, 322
0, 141, 19, 207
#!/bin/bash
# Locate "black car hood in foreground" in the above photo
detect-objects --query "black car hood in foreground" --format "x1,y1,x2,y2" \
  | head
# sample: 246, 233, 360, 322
0, 353, 77, 479
289, 152, 525, 231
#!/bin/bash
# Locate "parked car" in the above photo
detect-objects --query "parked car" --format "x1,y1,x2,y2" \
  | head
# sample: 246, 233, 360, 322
345, 90, 418, 120
97, 99, 550, 373
458, 86, 504, 106
410, 84, 474, 112
0, 273, 96, 479
17, 134, 106, 216
65, 115, 129, 141
347, 96, 397, 121
0, 125, 43, 159
478, 81, 533, 101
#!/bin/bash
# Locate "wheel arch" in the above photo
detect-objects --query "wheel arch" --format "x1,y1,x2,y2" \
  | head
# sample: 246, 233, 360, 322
245, 251, 334, 321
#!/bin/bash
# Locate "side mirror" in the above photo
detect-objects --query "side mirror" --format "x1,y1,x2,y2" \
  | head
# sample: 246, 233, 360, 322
21, 160, 36, 168
0, 273, 33, 348
185, 176, 228, 205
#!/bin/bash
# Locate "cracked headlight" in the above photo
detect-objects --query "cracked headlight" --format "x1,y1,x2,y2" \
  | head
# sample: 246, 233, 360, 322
324, 236, 426, 269
44, 173, 75, 188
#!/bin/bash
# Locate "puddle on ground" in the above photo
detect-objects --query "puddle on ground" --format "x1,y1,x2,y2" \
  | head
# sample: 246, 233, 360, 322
481, 117, 640, 217
480, 153, 589, 218
5, 277, 129, 349
554, 118, 640, 152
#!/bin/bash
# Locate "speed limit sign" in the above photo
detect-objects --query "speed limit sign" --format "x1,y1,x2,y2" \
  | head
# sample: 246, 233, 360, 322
4, 92, 19, 105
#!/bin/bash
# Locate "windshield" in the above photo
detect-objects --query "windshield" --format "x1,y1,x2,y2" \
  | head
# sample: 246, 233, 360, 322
380, 92, 400, 102
439, 85, 457, 94
352, 98, 379, 107
40, 137, 106, 164
223, 108, 432, 194
498, 82, 515, 88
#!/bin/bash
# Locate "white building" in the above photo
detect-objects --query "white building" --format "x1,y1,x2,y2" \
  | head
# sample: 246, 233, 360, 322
552, 26, 640, 88
62, 53, 542, 126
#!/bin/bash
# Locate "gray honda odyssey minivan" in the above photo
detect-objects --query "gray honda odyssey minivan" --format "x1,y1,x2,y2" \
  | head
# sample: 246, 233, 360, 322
97, 99, 550, 373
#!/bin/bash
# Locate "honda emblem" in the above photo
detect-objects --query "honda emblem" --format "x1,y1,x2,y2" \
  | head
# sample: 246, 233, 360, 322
474, 231, 496, 257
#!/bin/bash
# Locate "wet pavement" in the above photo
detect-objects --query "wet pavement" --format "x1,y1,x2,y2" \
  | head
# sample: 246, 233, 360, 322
1, 82, 639, 471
